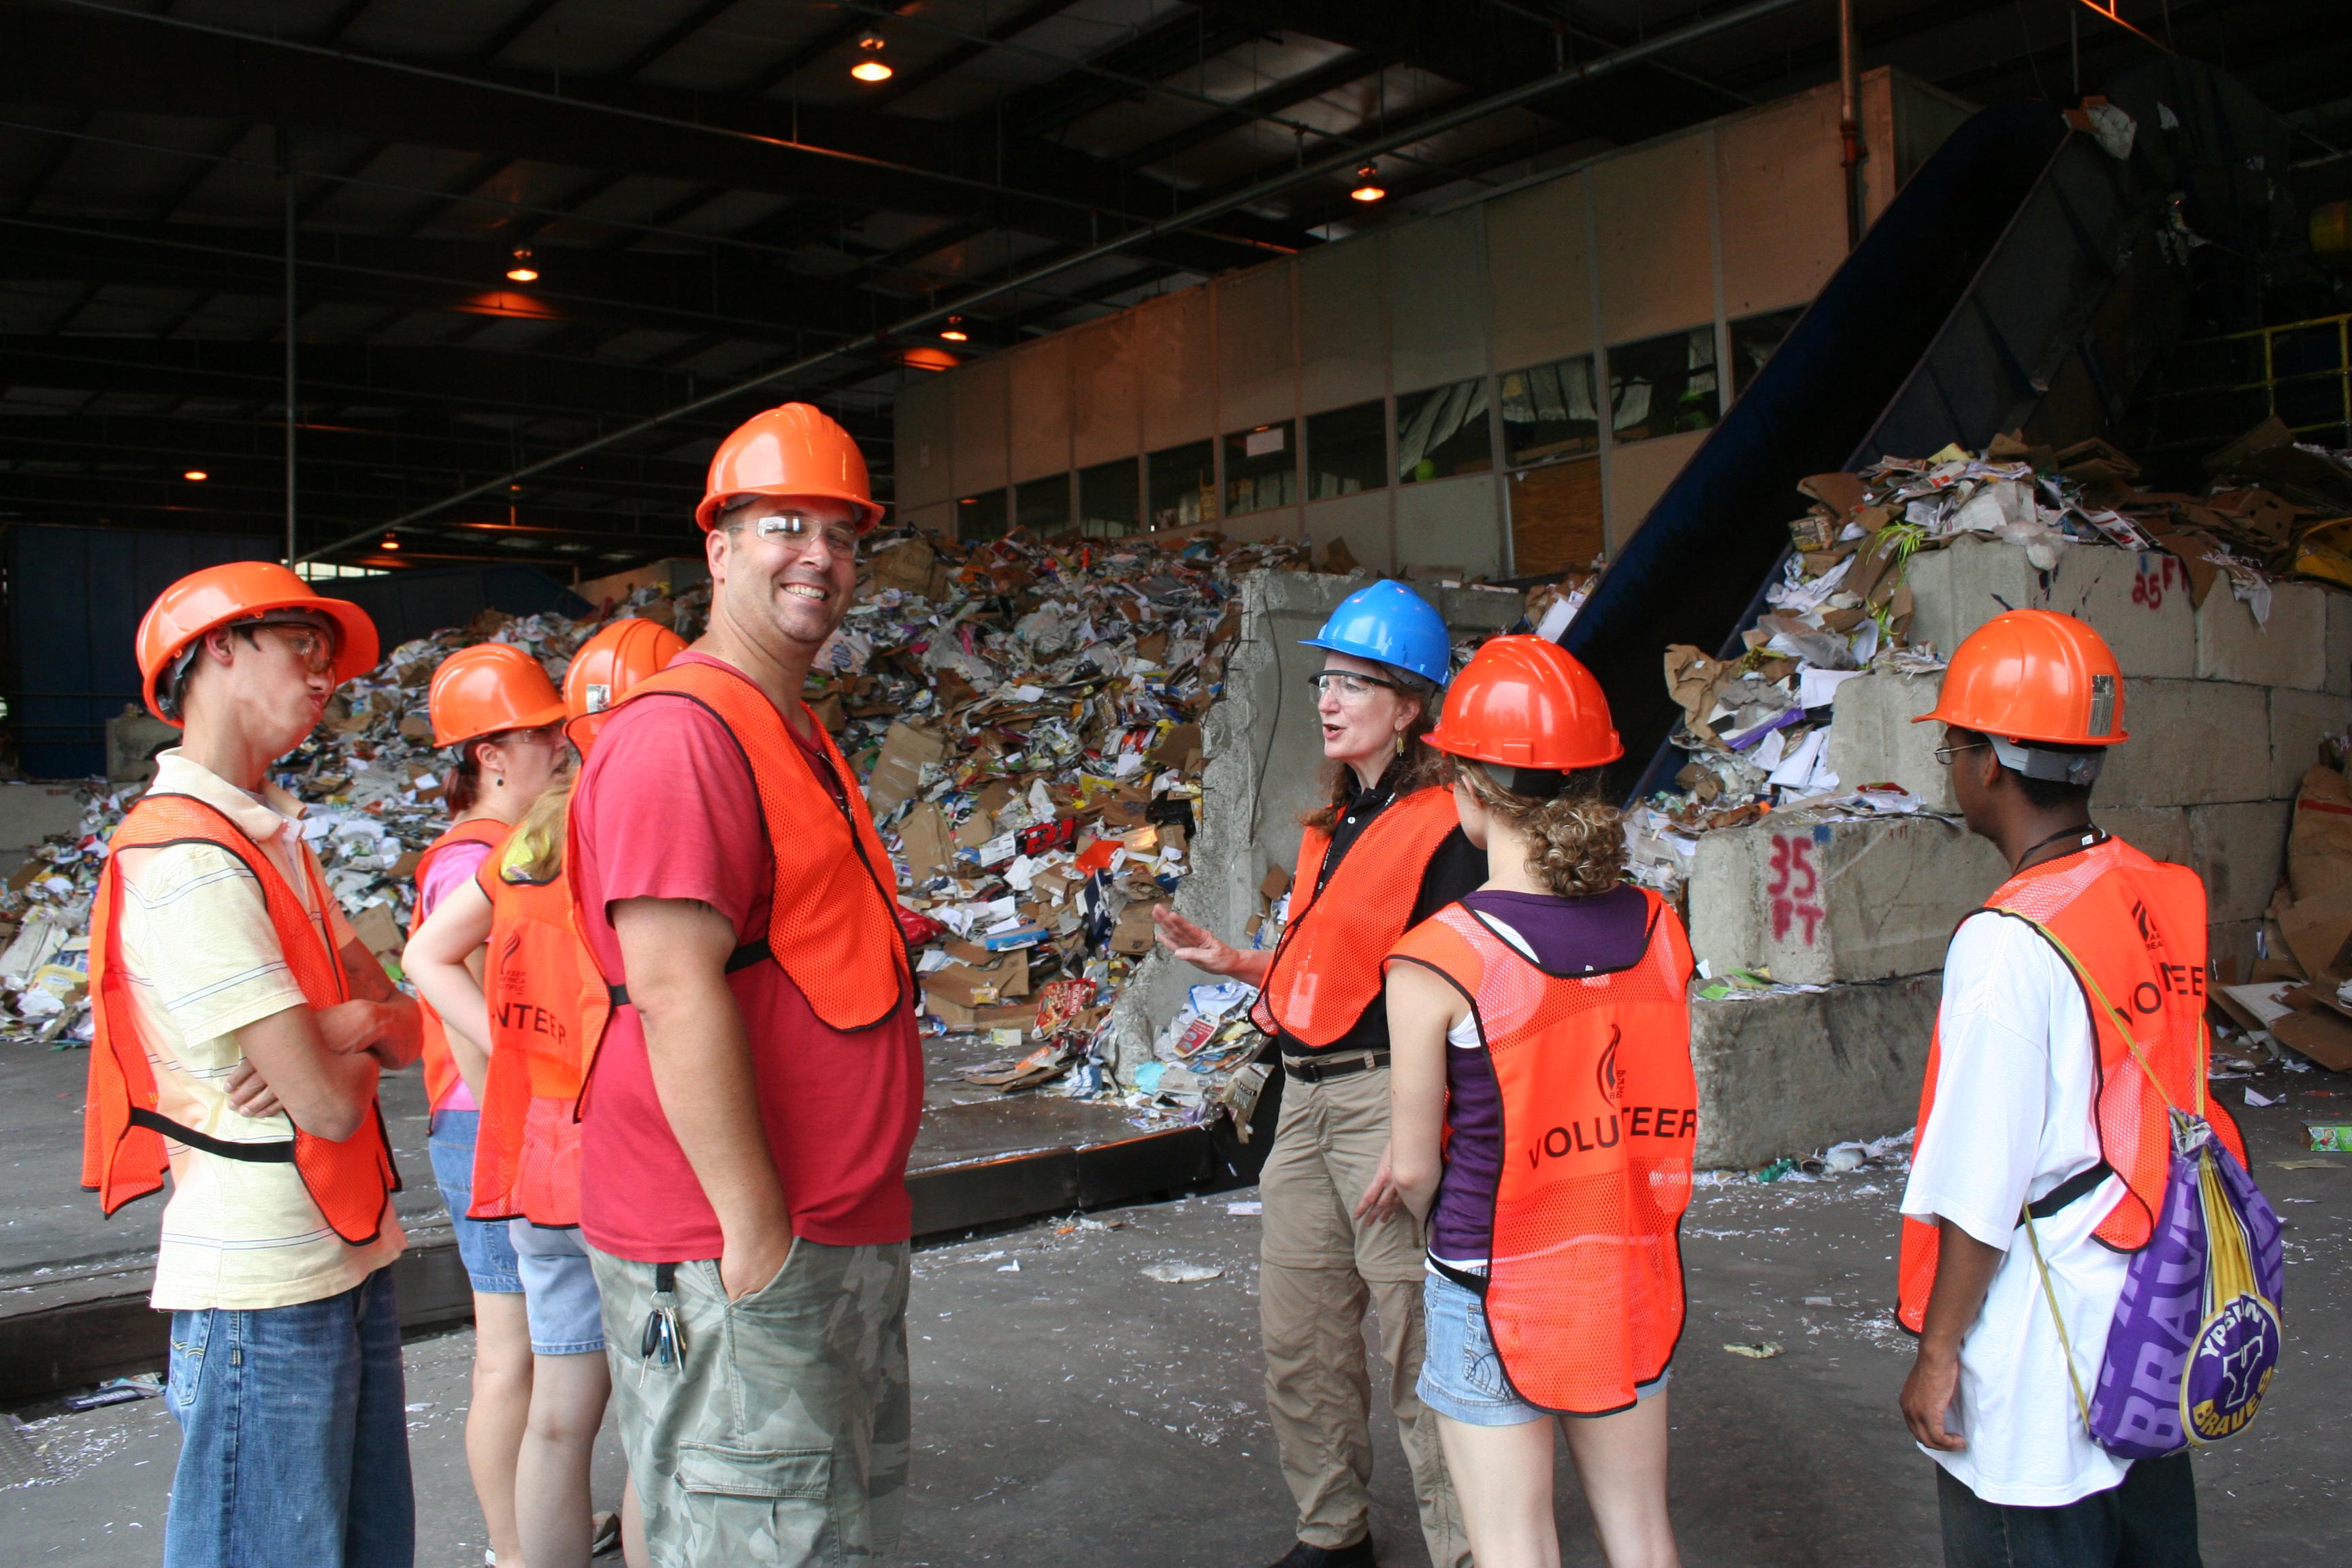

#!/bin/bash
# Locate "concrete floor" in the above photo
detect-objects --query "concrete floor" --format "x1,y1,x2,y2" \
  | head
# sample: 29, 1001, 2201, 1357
6, 1064, 2347, 1567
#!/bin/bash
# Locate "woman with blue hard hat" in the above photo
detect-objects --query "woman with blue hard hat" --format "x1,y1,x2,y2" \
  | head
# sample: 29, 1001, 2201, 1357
1156, 578, 1480, 1568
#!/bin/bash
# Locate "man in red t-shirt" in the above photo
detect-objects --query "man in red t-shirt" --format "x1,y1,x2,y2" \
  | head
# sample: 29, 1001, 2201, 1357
571, 404, 921, 1566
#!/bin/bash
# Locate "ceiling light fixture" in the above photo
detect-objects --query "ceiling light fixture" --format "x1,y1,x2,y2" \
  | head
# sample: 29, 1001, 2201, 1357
380, 534, 401, 551
505, 246, 538, 282
182, 468, 208, 482
939, 315, 969, 342
1349, 163, 1386, 203
851, 33, 893, 82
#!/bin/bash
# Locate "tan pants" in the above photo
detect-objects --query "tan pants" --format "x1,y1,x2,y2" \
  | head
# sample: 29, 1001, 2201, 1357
1260, 1062, 1471, 1568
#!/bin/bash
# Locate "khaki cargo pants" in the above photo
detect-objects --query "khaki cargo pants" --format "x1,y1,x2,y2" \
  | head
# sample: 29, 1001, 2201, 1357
588, 1239, 911, 1568
1261, 1061, 1471, 1568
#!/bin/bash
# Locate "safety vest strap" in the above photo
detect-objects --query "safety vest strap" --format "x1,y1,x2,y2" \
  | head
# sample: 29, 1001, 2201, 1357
1262, 787, 1461, 1046
606, 939, 773, 1007
85, 794, 397, 1246
127, 1106, 295, 1164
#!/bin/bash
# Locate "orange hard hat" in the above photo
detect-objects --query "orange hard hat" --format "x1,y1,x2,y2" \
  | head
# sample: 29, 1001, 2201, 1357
135, 560, 380, 725
1428, 635, 1623, 772
1914, 608, 2127, 747
693, 403, 884, 534
428, 642, 566, 749
563, 617, 686, 754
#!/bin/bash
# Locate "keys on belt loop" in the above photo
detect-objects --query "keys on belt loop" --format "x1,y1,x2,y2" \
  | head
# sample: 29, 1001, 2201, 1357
640, 1261, 683, 1372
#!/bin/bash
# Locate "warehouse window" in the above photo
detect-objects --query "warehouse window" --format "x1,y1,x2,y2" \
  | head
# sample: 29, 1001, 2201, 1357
1397, 378, 1492, 483
1607, 327, 1718, 444
1077, 458, 1141, 537
958, 488, 1009, 542
1224, 421, 1297, 515
1147, 440, 1216, 530
1015, 474, 1071, 536
1306, 401, 1386, 500
1499, 354, 1600, 468
1729, 307, 1805, 399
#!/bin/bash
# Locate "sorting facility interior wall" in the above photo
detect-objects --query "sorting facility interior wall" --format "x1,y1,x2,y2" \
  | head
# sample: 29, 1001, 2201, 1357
896, 68, 1973, 580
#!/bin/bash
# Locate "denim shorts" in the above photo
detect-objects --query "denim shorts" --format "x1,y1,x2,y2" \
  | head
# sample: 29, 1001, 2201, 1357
427, 1109, 521, 1295
508, 1221, 606, 1356
1417, 1267, 1671, 1426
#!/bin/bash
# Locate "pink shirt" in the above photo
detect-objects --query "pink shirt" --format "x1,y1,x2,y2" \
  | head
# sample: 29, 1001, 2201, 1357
569, 653, 923, 1260
418, 836, 495, 1113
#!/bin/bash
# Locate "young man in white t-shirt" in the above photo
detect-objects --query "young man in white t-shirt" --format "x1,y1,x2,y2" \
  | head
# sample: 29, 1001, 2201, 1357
88, 564, 422, 1568
1897, 610, 2203, 1567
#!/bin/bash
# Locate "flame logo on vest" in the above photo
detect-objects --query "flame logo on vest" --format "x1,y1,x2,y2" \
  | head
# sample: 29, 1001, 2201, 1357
1596, 1027, 1621, 1105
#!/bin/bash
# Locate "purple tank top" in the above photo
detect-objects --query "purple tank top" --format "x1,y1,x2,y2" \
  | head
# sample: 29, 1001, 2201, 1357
1426, 885, 1652, 1267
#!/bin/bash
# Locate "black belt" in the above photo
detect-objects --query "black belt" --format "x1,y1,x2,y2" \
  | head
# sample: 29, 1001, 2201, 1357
129, 1107, 293, 1162
2017, 1160, 2114, 1225
608, 941, 771, 1007
1282, 1049, 1390, 1083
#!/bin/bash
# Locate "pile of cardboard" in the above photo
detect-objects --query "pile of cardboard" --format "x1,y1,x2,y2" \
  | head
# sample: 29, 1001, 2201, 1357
0, 523, 1313, 1122
1629, 428, 2352, 910
2212, 745, 2352, 1079
826, 527, 1311, 1102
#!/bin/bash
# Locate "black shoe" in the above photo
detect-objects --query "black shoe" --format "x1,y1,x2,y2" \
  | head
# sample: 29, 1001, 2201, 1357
1264, 1540, 1374, 1568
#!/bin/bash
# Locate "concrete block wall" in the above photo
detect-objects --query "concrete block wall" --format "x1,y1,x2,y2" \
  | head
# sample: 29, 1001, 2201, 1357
1686, 540, 2349, 1163
1688, 815, 2004, 985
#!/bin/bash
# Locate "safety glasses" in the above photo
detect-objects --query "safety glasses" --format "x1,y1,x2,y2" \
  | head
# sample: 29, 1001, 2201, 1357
249, 621, 336, 676
748, 512, 860, 555
1306, 670, 1401, 701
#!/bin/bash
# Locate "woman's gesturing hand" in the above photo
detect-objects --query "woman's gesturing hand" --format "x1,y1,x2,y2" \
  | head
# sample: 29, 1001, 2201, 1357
1152, 904, 1238, 975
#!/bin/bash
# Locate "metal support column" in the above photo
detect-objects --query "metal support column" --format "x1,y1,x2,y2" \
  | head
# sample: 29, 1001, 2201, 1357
281, 129, 297, 569
1838, 0, 1864, 250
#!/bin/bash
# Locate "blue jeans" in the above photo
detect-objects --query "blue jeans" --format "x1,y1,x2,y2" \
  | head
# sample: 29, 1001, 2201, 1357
164, 1266, 414, 1568
1936, 1454, 2200, 1567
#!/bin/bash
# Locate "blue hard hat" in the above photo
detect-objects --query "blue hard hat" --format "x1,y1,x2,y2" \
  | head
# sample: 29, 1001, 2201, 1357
1299, 580, 1452, 687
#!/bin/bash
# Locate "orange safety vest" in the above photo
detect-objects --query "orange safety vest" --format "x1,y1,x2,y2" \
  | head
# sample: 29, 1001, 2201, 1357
410, 818, 510, 1113
583, 658, 910, 1032
1387, 891, 1698, 1415
469, 854, 611, 1228
1896, 835, 2249, 1333
82, 794, 399, 1245
1252, 786, 1461, 1046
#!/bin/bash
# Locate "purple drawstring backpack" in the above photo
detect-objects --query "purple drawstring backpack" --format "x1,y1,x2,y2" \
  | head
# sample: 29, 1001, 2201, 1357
2019, 921, 2285, 1460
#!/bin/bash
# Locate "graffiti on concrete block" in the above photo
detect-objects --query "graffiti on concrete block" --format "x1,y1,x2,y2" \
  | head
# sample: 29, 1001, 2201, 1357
1767, 832, 1824, 945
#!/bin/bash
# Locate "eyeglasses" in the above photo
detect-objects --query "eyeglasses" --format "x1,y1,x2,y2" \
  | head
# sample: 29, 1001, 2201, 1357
251, 623, 336, 676
747, 512, 860, 555
1932, 741, 1989, 766
495, 723, 565, 747
1307, 670, 1401, 701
